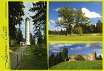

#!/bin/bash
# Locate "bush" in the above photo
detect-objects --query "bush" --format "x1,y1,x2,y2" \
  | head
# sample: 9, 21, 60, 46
10, 39, 16, 46
74, 27, 83, 36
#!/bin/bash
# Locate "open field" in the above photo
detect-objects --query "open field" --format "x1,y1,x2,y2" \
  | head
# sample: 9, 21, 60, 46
50, 60, 102, 70
49, 33, 102, 41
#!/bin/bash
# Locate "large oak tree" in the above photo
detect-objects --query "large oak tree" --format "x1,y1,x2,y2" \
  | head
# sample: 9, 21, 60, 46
55, 7, 90, 35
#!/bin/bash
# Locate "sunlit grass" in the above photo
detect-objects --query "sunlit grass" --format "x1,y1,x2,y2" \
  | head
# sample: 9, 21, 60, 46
50, 60, 102, 70
49, 33, 102, 41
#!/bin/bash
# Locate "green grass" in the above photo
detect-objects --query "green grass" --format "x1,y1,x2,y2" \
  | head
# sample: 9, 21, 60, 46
50, 60, 102, 70
49, 33, 102, 41
10, 44, 21, 51
18, 45, 48, 70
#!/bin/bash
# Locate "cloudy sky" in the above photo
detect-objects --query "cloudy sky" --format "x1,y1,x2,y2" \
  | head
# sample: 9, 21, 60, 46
49, 43, 102, 57
49, 2, 102, 31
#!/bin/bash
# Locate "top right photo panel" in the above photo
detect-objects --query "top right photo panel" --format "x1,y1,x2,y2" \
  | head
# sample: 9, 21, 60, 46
49, 2, 102, 41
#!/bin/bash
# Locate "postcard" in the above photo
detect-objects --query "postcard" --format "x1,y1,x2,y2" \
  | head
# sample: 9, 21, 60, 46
0, 0, 103, 70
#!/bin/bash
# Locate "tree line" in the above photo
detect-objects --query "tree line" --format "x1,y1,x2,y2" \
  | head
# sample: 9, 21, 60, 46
49, 47, 102, 68
49, 20, 102, 35
52, 7, 102, 36
49, 48, 68, 68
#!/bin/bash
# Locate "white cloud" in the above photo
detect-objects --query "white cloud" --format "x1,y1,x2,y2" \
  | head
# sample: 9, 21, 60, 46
70, 46, 84, 51
54, 8, 60, 11
50, 20, 55, 24
64, 44, 73, 46
49, 43, 73, 52
70, 43, 102, 51
52, 50, 60, 53
55, 28, 66, 31
85, 44, 91, 48
58, 17, 64, 22
82, 7, 101, 18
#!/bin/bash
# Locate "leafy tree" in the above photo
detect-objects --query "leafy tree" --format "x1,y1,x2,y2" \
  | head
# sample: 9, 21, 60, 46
55, 7, 74, 35
55, 7, 90, 35
9, 2, 24, 45
77, 27, 83, 35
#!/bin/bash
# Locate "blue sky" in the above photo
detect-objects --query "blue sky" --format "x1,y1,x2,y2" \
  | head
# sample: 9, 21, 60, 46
49, 2, 102, 31
49, 43, 102, 57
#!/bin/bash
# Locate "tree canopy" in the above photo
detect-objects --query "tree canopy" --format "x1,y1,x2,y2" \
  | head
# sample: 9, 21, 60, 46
55, 7, 90, 35
9, 2, 24, 45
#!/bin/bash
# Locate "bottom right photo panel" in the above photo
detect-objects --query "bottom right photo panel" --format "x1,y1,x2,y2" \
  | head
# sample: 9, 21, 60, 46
49, 43, 102, 70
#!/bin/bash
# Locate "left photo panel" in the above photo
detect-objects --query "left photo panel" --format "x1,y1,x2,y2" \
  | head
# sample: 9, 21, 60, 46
8, 1, 48, 70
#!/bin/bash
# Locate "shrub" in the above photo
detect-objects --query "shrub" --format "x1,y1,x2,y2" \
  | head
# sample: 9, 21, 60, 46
74, 27, 83, 35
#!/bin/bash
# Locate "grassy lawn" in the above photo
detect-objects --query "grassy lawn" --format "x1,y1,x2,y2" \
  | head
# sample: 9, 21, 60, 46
49, 33, 102, 41
18, 45, 48, 70
50, 60, 102, 70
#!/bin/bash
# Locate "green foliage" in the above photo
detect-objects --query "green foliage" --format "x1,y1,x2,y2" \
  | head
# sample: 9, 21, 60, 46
96, 55, 102, 60
74, 27, 83, 36
49, 48, 68, 68
55, 7, 90, 35
96, 20, 102, 33
30, 2, 47, 45
16, 29, 23, 44
49, 30, 66, 35
9, 2, 24, 45
30, 33, 35, 44
62, 48, 68, 60
18, 45, 48, 69
49, 53, 55, 67
50, 60, 102, 70
37, 30, 43, 44
10, 39, 17, 46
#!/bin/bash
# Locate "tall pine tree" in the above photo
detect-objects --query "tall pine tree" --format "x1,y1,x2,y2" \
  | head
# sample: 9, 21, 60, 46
29, 2, 47, 44
9, 2, 24, 45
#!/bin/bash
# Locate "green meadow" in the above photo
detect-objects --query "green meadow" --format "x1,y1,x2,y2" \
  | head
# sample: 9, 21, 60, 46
49, 33, 102, 41
50, 60, 102, 70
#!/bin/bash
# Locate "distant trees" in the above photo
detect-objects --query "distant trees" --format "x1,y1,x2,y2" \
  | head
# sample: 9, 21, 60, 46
49, 20, 102, 35
96, 20, 102, 33
49, 48, 68, 68
96, 55, 102, 60
9, 2, 24, 46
